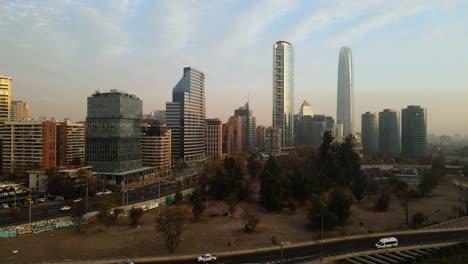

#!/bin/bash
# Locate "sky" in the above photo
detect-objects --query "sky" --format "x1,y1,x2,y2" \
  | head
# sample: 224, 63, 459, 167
0, 0, 467, 135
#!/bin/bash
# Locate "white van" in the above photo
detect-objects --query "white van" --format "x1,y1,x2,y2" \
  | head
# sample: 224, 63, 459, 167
375, 237, 398, 249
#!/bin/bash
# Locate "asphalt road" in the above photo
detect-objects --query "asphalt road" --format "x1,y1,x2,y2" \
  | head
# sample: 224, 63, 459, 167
140, 229, 468, 264
0, 179, 198, 227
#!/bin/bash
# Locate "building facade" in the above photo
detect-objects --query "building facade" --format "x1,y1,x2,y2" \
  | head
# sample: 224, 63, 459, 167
65, 120, 85, 165
166, 67, 206, 163
10, 101, 29, 121
234, 102, 257, 152
222, 116, 242, 155
256, 126, 265, 152
379, 109, 401, 156
141, 123, 171, 176
42, 121, 67, 169
206, 118, 223, 158
273, 41, 294, 149
361, 112, 379, 154
0, 76, 12, 122
337, 47, 354, 136
264, 126, 282, 156
28, 165, 94, 193
402, 105, 427, 159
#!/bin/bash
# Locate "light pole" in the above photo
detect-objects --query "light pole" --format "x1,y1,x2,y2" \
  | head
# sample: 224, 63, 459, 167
28, 188, 32, 229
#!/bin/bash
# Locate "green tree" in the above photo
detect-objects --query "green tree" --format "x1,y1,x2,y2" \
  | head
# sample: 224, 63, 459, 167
260, 170, 283, 211
328, 187, 353, 225
129, 208, 144, 226
411, 212, 426, 227
247, 153, 262, 179
374, 192, 391, 212
418, 171, 439, 197
225, 192, 238, 213
71, 201, 87, 231
190, 190, 206, 222
351, 173, 368, 201
308, 194, 337, 229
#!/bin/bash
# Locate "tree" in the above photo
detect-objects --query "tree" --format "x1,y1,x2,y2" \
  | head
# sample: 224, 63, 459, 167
225, 193, 238, 213
418, 171, 439, 197
260, 170, 282, 211
156, 209, 186, 254
328, 188, 353, 225
71, 201, 87, 231
247, 153, 261, 179
242, 207, 261, 232
190, 190, 206, 222
374, 192, 391, 212
98, 201, 115, 223
351, 173, 368, 201
129, 208, 144, 226
411, 212, 426, 227
174, 191, 183, 203
308, 194, 337, 229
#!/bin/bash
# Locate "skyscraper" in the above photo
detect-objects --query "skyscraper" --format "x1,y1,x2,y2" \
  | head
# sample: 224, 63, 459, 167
273, 41, 294, 149
379, 109, 400, 156
141, 123, 172, 176
222, 115, 242, 155
10, 101, 29, 121
298, 101, 314, 145
264, 126, 282, 156
166, 67, 206, 163
234, 102, 256, 152
206, 118, 223, 159
402, 105, 427, 159
361, 112, 379, 154
337, 47, 354, 136
0, 75, 12, 122
256, 126, 265, 152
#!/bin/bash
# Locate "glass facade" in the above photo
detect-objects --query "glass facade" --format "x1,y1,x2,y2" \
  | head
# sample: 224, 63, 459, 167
273, 41, 294, 148
337, 47, 354, 136
361, 112, 379, 154
379, 109, 401, 156
402, 105, 427, 159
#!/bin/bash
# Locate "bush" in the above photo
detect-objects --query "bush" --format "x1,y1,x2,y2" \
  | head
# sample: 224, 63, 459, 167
411, 212, 426, 227
374, 192, 390, 212
129, 208, 144, 226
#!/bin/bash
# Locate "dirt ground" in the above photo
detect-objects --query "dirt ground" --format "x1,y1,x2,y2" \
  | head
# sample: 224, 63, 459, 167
0, 182, 463, 264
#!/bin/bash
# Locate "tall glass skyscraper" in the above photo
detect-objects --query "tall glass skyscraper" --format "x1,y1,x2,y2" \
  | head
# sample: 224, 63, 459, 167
166, 67, 206, 163
402, 105, 427, 159
273, 41, 294, 149
234, 102, 257, 152
361, 112, 379, 154
337, 47, 354, 136
379, 109, 401, 156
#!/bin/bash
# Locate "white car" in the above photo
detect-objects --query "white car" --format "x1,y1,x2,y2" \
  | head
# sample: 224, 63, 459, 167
375, 237, 398, 249
104, 190, 112, 194
197, 254, 217, 263
60, 206, 71, 211
73, 198, 82, 203
37, 198, 46, 202
95, 192, 104, 196
55, 196, 65, 201
2, 203, 8, 209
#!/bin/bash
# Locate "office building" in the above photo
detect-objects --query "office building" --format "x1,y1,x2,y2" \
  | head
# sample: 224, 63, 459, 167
325, 116, 335, 137
361, 112, 379, 154
206, 118, 223, 158
234, 102, 256, 152
402, 105, 427, 159
379, 109, 401, 156
166, 67, 206, 163
256, 126, 265, 152
311, 120, 325, 145
0, 75, 12, 122
297, 101, 314, 145
273, 41, 294, 149
141, 123, 172, 176
10, 101, 29, 121
335, 123, 344, 138
86, 90, 154, 185
264, 126, 282, 156
222, 116, 242, 155
337, 47, 354, 136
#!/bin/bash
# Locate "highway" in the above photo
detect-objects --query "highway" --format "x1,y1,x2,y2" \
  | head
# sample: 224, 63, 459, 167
0, 178, 198, 227
140, 229, 468, 264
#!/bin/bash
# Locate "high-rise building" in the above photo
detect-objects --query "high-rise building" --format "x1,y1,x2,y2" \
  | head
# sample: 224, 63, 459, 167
222, 116, 242, 155
0, 75, 12, 122
206, 118, 223, 159
65, 120, 85, 165
141, 123, 172, 176
10, 101, 29, 121
234, 102, 256, 152
335, 123, 344, 138
152, 110, 166, 123
273, 41, 294, 149
311, 120, 325, 145
264, 126, 282, 156
166, 67, 206, 163
297, 101, 314, 145
86, 90, 154, 185
337, 47, 354, 136
325, 116, 335, 137
256, 126, 265, 152
402, 105, 427, 159
42, 121, 67, 169
379, 109, 401, 156
361, 112, 379, 154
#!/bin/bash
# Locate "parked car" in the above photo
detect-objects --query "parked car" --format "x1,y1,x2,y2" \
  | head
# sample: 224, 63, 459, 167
55, 196, 65, 201
60, 206, 71, 211
95, 192, 104, 196
197, 254, 217, 263
375, 237, 398, 249
73, 198, 82, 203
128, 188, 135, 192
104, 190, 112, 195
1, 203, 9, 209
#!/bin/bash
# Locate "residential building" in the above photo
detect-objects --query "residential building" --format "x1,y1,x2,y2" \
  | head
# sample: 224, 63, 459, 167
337, 47, 354, 136
28, 165, 94, 193
273, 41, 294, 149
206, 118, 222, 158
42, 121, 67, 169
86, 90, 154, 185
361, 112, 379, 154
264, 126, 282, 156
141, 123, 171, 176
65, 120, 85, 165
166, 67, 206, 163
256, 126, 265, 152
402, 105, 427, 159
222, 116, 242, 155
379, 109, 401, 156
0, 75, 12, 122
10, 101, 29, 121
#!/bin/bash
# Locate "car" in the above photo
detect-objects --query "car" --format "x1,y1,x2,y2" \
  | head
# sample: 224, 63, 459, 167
128, 188, 135, 192
104, 190, 112, 194
2, 203, 9, 209
375, 237, 398, 249
60, 206, 71, 211
197, 254, 217, 263
38, 198, 46, 202
119, 260, 134, 264
73, 198, 82, 203
55, 196, 65, 201
95, 192, 104, 196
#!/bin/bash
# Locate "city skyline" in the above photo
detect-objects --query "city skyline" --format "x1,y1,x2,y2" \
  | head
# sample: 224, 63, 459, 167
1, 1, 468, 135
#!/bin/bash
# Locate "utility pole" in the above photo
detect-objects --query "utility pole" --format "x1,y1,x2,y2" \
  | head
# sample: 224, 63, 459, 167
28, 188, 32, 229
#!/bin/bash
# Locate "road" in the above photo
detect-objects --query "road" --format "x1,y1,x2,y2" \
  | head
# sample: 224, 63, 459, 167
141, 229, 468, 264
0, 178, 198, 227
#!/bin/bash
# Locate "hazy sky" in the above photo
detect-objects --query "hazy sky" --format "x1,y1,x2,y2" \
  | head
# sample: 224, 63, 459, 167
1, 0, 467, 135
